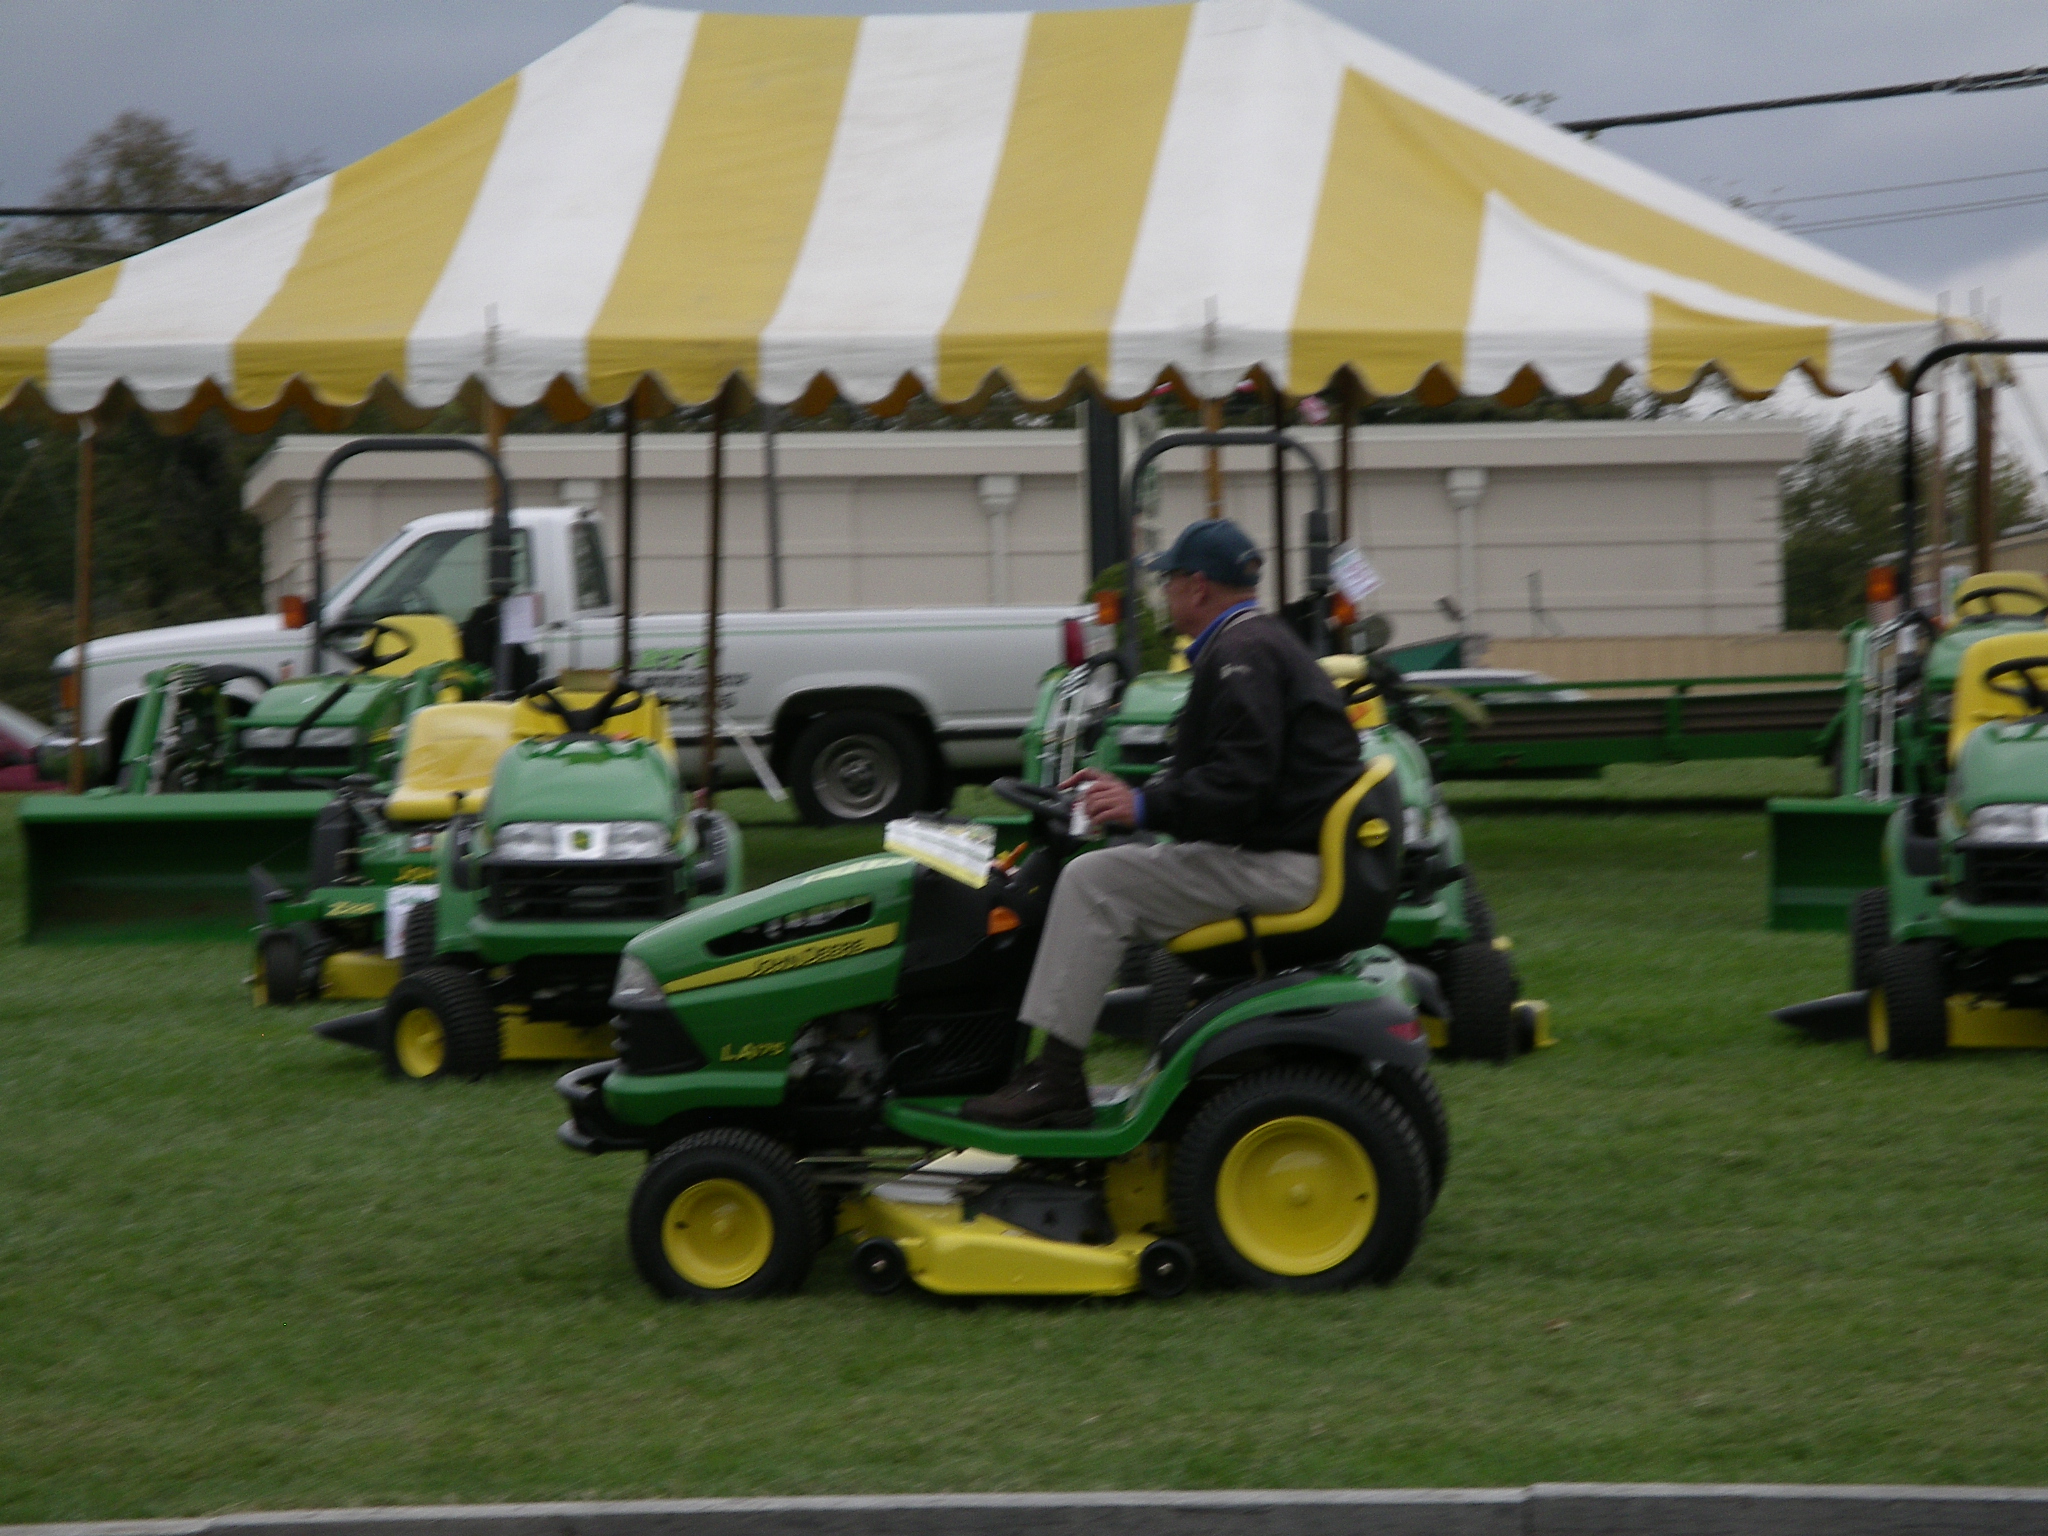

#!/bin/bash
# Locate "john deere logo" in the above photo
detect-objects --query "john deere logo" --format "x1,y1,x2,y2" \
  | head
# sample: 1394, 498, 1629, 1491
572, 829, 594, 853
1357, 818, 1390, 847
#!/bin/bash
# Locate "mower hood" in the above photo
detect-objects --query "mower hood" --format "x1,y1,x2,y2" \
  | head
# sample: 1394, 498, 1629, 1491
1952, 719, 2048, 814
486, 735, 677, 828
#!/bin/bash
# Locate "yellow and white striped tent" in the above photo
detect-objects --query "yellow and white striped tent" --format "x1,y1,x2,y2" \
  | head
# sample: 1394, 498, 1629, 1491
0, 0, 1937, 423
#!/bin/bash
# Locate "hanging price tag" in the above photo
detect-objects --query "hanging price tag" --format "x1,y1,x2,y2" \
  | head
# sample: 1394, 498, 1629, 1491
1329, 542, 1382, 609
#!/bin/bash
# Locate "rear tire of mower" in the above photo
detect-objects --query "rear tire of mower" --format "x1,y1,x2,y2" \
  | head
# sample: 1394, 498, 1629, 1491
1459, 880, 1497, 943
1440, 940, 1516, 1062
1849, 888, 1890, 992
378, 966, 501, 1081
1872, 941, 1948, 1060
630, 1129, 822, 1300
1374, 1063, 1450, 1210
1169, 1067, 1430, 1292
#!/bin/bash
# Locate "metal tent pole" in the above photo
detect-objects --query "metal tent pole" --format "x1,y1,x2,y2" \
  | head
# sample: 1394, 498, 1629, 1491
1337, 377, 1355, 545
698, 389, 728, 804
67, 417, 95, 793
1973, 368, 1997, 574
763, 402, 784, 609
1269, 383, 1288, 606
618, 393, 636, 680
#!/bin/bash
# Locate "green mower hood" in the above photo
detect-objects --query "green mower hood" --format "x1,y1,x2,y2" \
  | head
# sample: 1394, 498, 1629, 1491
486, 735, 677, 828
1951, 719, 2048, 813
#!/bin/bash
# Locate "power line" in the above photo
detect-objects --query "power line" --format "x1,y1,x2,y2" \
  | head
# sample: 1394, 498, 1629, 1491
0, 204, 256, 218
1746, 163, 2048, 209
1560, 64, 2048, 134
1786, 188, 2048, 234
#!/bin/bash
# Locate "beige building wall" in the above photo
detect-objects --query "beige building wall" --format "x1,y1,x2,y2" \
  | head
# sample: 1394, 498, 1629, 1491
244, 418, 1806, 636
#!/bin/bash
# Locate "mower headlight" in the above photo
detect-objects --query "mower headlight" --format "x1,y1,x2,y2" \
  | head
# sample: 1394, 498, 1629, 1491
612, 953, 665, 1011
605, 821, 671, 859
493, 822, 558, 860
493, 820, 672, 860
1118, 724, 1169, 747
241, 725, 357, 749
1967, 803, 2048, 843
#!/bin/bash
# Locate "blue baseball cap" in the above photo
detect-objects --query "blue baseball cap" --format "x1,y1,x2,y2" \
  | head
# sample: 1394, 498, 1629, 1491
1142, 518, 1264, 587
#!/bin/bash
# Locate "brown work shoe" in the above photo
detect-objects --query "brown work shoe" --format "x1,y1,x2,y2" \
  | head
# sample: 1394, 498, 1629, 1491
958, 1038, 1093, 1129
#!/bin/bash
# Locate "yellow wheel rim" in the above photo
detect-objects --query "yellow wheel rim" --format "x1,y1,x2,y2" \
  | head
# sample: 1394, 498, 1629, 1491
1869, 989, 1890, 1056
393, 1007, 446, 1078
1215, 1115, 1378, 1276
661, 1178, 774, 1290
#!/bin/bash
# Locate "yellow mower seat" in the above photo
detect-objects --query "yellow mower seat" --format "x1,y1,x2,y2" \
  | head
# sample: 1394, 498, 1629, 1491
1951, 570, 2048, 620
364, 613, 464, 675
1166, 756, 1397, 974
1317, 654, 1388, 730
1948, 631, 2048, 765
384, 702, 518, 821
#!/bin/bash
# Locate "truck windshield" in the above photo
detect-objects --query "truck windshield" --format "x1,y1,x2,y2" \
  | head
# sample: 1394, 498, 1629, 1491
345, 528, 532, 622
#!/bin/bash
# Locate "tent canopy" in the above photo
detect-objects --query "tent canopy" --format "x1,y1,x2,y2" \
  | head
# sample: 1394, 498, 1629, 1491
0, 0, 1936, 425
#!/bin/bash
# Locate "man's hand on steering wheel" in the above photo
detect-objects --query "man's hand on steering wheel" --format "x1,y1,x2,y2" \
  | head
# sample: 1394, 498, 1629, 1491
1061, 766, 1137, 832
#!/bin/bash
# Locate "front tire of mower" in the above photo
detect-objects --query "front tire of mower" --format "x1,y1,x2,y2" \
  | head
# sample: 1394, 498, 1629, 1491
1871, 941, 1949, 1059
258, 930, 302, 1006
1169, 1067, 1430, 1292
378, 966, 501, 1081
1849, 887, 1890, 992
1439, 940, 1516, 1061
400, 899, 439, 976
630, 1130, 823, 1300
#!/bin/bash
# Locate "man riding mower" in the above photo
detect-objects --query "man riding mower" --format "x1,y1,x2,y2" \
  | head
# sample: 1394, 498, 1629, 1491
557, 518, 1451, 1301
1778, 631, 2048, 1057
306, 672, 743, 1079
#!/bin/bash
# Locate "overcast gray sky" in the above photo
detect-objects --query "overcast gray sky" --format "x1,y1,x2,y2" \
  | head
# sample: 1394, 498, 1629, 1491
8, 0, 2048, 453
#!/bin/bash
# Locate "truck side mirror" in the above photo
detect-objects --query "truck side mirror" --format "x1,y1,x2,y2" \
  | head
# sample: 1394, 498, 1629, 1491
280, 595, 309, 630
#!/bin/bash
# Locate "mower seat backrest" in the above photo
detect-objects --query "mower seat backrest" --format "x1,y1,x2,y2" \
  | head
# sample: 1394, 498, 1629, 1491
509, 690, 677, 767
1164, 756, 1401, 977
1317, 654, 1388, 730
364, 614, 464, 676
384, 701, 517, 821
1948, 631, 2048, 765
1952, 570, 2048, 620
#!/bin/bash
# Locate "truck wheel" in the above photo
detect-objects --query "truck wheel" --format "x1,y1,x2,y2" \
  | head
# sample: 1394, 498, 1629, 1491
1870, 941, 1949, 1059
258, 930, 302, 1006
1849, 888, 1890, 992
400, 900, 439, 975
787, 710, 929, 826
1168, 1067, 1430, 1291
630, 1129, 822, 1300
1373, 1063, 1450, 1210
378, 966, 501, 1081
1439, 940, 1516, 1061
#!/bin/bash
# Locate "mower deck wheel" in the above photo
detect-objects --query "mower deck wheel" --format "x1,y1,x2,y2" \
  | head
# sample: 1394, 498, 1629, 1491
259, 931, 302, 1007
1137, 1238, 1196, 1299
1872, 941, 1949, 1059
1169, 1066, 1429, 1292
378, 966, 500, 1081
1849, 888, 1891, 992
852, 1237, 908, 1296
1439, 940, 1516, 1061
631, 1129, 823, 1300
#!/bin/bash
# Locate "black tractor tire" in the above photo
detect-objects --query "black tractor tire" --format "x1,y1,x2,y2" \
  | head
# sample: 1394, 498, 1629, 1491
1872, 941, 1949, 1060
630, 1129, 824, 1300
400, 899, 440, 975
307, 799, 357, 888
1374, 1063, 1450, 1210
1168, 1066, 1431, 1292
1144, 946, 1197, 1044
258, 930, 302, 1006
378, 966, 501, 1081
787, 710, 931, 827
1459, 879, 1497, 943
1115, 941, 1155, 989
1849, 887, 1891, 993
1439, 940, 1516, 1062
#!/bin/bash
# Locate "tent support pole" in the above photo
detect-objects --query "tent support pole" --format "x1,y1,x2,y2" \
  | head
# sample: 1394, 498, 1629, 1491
68, 417, 95, 794
763, 402, 784, 609
1337, 377, 1354, 546
618, 392, 636, 681
1973, 370, 1997, 574
698, 389, 728, 805
1202, 399, 1223, 518
1268, 382, 1288, 606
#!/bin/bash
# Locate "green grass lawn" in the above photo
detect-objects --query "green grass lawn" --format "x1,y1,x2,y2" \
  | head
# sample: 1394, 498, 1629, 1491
3, 783, 2047, 1517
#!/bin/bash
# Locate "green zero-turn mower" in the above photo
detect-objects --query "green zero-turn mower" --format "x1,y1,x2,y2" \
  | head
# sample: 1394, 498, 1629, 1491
1777, 629, 2048, 1057
556, 760, 1448, 1301
308, 675, 744, 1080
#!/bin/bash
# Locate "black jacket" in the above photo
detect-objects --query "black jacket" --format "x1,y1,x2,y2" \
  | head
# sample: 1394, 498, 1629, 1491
1140, 610, 1364, 852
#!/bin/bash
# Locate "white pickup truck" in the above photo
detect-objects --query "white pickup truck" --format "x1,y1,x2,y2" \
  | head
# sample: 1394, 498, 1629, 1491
50, 505, 1084, 825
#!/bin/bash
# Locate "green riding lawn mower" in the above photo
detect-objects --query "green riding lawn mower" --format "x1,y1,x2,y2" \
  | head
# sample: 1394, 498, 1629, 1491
557, 761, 1449, 1301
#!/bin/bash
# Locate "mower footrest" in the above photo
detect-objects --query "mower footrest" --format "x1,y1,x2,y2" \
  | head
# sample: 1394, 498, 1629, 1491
311, 1009, 380, 1051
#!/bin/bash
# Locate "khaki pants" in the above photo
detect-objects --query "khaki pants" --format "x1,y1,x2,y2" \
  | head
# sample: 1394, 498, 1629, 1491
1019, 841, 1321, 1049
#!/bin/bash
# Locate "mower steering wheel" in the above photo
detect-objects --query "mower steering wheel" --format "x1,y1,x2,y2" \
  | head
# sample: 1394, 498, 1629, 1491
1956, 585, 2048, 621
520, 677, 646, 736
991, 775, 1079, 839
1982, 656, 2048, 714
327, 620, 416, 673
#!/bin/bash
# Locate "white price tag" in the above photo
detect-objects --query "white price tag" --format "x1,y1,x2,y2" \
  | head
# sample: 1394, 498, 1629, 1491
884, 818, 996, 888
500, 591, 542, 645
385, 885, 438, 959
1329, 543, 1382, 609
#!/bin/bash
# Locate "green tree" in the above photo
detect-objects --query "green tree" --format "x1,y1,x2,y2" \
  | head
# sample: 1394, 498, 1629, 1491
1781, 423, 2038, 630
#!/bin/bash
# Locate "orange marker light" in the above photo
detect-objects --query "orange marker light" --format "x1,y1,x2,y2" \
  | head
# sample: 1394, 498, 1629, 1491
1866, 565, 1899, 603
1095, 590, 1122, 626
987, 906, 1022, 935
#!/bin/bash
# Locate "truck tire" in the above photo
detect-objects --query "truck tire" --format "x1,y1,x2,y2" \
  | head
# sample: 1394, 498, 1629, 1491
1849, 888, 1890, 992
788, 710, 929, 826
1168, 1067, 1430, 1291
629, 1129, 823, 1300
1871, 941, 1948, 1059
378, 966, 501, 1081
1439, 940, 1516, 1062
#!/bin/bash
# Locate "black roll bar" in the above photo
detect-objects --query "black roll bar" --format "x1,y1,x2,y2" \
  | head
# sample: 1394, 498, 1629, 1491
1119, 429, 1331, 673
308, 437, 515, 692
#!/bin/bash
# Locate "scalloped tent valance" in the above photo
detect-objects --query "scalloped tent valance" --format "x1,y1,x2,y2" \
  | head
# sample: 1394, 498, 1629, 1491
0, 0, 1936, 427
